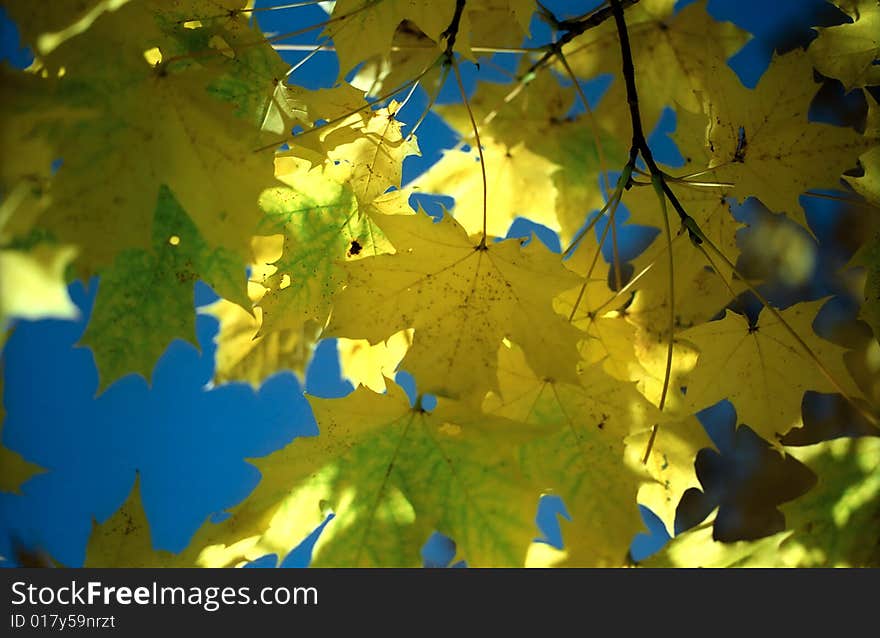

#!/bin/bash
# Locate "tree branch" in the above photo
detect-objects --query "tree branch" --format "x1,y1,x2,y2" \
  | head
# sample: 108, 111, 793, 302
521, 0, 640, 81
442, 0, 467, 58
609, 0, 697, 236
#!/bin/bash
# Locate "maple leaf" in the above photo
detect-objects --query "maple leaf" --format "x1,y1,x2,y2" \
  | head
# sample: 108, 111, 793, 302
0, 430, 45, 494
324, 0, 532, 78
322, 101, 421, 213
0, 339, 46, 494
809, 0, 880, 92
200, 234, 318, 387
81, 186, 248, 391
483, 342, 654, 566
420, 70, 626, 244
676, 50, 877, 231
622, 180, 744, 333
845, 99, 880, 344
254, 158, 395, 339
2, 0, 133, 56
0, 65, 74, 240
646, 437, 880, 567
680, 299, 862, 444
349, 20, 446, 98
326, 212, 584, 402
626, 416, 714, 534
85, 475, 189, 567
414, 140, 563, 240
563, 0, 749, 138
844, 96, 880, 206
14, 0, 287, 276
181, 384, 544, 567
204, 292, 322, 388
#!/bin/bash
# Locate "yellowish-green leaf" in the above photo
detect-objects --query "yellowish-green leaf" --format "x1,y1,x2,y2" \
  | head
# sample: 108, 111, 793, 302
809, 0, 880, 92
188, 383, 544, 567
678, 50, 876, 230
204, 291, 321, 388
484, 342, 654, 566
324, 0, 532, 77
421, 71, 626, 244
323, 101, 421, 212
255, 158, 395, 338
350, 21, 444, 98
81, 186, 248, 391
85, 475, 184, 567
414, 139, 562, 239
563, 0, 749, 137
680, 299, 862, 443
851, 226, 880, 345
327, 212, 584, 402
623, 181, 744, 333
626, 417, 714, 535
2, 0, 133, 56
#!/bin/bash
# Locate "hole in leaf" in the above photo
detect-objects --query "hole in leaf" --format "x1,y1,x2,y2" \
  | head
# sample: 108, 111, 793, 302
142, 47, 162, 66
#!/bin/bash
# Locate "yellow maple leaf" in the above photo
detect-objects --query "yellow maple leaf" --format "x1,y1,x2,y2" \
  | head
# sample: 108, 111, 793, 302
809, 0, 880, 92
626, 416, 713, 534
680, 299, 862, 444
623, 180, 744, 333
323, 101, 421, 213
414, 139, 562, 239
324, 0, 532, 77
254, 157, 396, 339
326, 212, 584, 402
421, 70, 625, 244
677, 50, 877, 230
563, 0, 749, 138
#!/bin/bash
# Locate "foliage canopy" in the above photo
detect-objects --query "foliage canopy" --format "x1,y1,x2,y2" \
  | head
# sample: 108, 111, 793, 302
1, 0, 879, 567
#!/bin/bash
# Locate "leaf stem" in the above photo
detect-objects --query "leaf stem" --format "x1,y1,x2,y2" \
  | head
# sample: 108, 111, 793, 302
450, 59, 489, 248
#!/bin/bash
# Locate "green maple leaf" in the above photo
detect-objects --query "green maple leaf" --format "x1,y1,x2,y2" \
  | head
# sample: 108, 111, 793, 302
178, 383, 545, 567
484, 342, 653, 566
11, 0, 287, 276
81, 186, 248, 391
